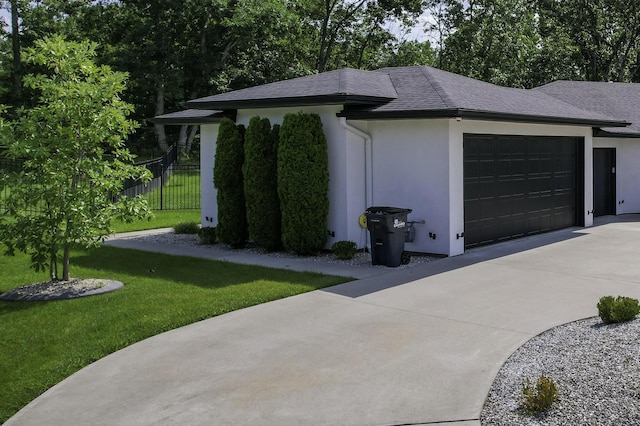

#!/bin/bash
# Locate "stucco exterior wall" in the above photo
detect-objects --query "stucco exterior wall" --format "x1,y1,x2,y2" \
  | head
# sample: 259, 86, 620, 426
593, 137, 640, 214
236, 106, 363, 249
200, 114, 597, 257
349, 118, 454, 255
200, 124, 219, 228
200, 106, 366, 250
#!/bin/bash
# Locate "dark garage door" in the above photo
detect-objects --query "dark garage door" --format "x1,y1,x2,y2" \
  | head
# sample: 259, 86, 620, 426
464, 134, 582, 249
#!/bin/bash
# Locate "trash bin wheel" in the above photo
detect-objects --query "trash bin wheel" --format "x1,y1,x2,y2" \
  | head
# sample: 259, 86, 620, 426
400, 251, 411, 265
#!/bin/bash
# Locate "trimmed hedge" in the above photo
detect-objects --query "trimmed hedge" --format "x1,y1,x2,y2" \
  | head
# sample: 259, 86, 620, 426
213, 118, 248, 248
278, 112, 329, 255
243, 117, 282, 251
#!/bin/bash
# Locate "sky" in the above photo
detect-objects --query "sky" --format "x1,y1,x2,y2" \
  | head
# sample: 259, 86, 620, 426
0, 5, 8, 31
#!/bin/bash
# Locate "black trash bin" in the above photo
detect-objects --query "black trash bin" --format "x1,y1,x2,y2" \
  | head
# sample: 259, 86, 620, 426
365, 206, 412, 267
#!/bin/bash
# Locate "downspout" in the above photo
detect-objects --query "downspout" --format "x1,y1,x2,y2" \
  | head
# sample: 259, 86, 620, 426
340, 117, 373, 249
340, 117, 373, 207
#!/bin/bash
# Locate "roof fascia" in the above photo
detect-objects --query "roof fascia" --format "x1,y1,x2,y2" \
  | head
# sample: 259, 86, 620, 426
593, 128, 640, 138
149, 110, 237, 125
186, 95, 393, 110
338, 108, 629, 128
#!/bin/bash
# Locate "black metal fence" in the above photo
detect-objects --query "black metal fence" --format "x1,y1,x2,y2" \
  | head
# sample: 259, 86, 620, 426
1, 146, 201, 213
0, 157, 25, 214
122, 145, 201, 210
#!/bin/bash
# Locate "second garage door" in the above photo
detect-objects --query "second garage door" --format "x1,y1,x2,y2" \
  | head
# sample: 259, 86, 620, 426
464, 134, 582, 249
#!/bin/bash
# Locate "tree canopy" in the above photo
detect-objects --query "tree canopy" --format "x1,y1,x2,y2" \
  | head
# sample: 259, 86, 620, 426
1, 0, 639, 153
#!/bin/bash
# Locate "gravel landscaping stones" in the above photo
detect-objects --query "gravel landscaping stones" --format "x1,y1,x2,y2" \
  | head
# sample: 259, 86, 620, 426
129, 231, 439, 269
481, 316, 640, 425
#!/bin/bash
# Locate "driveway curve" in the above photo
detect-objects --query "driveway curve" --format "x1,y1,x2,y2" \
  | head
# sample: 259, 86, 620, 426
7, 215, 640, 426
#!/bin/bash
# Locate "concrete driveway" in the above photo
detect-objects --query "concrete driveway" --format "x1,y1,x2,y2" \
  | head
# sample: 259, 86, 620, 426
7, 215, 640, 426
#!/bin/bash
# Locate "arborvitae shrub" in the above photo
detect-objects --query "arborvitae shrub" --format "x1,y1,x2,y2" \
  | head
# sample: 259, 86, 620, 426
243, 117, 282, 251
598, 295, 640, 324
278, 112, 329, 255
213, 118, 248, 248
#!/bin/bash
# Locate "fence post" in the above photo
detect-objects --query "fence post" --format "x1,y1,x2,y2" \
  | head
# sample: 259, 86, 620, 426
160, 158, 164, 211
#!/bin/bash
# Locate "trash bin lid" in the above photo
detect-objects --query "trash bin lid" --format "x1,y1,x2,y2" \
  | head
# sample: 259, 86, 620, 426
365, 206, 412, 215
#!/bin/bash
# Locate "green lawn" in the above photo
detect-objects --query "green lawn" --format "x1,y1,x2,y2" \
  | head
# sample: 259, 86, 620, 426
112, 209, 201, 233
144, 169, 200, 210
0, 245, 350, 423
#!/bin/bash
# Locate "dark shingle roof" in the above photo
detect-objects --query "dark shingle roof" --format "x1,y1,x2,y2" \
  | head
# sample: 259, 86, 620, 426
156, 66, 631, 129
150, 109, 231, 125
186, 68, 398, 110
535, 81, 640, 136
339, 67, 627, 128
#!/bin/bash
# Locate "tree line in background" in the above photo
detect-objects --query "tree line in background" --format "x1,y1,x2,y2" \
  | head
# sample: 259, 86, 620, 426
1, 0, 639, 155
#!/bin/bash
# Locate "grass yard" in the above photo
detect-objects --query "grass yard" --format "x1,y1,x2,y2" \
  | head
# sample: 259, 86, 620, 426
0, 245, 350, 423
112, 209, 201, 233
144, 168, 200, 211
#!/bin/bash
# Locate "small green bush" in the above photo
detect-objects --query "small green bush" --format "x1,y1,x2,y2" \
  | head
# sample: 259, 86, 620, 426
521, 375, 558, 415
597, 295, 640, 324
197, 226, 216, 245
173, 222, 199, 234
332, 240, 357, 260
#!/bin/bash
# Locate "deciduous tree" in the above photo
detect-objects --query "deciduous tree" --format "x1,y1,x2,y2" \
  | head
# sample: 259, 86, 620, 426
0, 36, 152, 281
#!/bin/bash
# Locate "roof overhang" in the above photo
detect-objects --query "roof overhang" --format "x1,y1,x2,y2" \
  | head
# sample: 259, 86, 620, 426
593, 128, 640, 138
338, 107, 631, 128
149, 109, 236, 125
186, 95, 392, 111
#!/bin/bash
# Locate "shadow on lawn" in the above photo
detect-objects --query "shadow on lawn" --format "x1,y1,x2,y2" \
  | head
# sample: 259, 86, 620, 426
0, 299, 50, 315
71, 245, 337, 291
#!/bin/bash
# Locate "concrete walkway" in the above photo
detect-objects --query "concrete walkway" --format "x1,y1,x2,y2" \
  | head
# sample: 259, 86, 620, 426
7, 215, 640, 426
103, 228, 389, 280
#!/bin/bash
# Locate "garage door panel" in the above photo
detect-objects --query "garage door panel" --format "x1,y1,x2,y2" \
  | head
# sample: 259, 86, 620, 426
464, 135, 580, 249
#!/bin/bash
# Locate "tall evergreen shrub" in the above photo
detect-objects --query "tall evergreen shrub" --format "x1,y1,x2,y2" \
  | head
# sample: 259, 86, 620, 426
213, 118, 248, 248
278, 112, 329, 254
243, 117, 282, 251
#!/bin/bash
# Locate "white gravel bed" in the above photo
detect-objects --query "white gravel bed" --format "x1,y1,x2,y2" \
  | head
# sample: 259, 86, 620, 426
0, 278, 123, 301
126, 231, 439, 269
481, 316, 640, 425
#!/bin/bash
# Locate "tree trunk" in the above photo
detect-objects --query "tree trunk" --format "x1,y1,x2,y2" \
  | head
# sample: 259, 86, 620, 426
11, 0, 21, 104
176, 125, 199, 156
177, 125, 188, 154
155, 82, 168, 151
49, 250, 58, 281
186, 125, 198, 155
62, 244, 71, 281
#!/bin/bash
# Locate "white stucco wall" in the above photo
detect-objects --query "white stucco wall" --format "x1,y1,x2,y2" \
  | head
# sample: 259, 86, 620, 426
236, 106, 365, 249
200, 113, 597, 257
199, 106, 367, 249
350, 118, 455, 255
200, 124, 219, 227
593, 137, 640, 214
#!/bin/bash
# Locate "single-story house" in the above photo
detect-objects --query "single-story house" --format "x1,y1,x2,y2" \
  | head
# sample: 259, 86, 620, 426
153, 66, 640, 257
